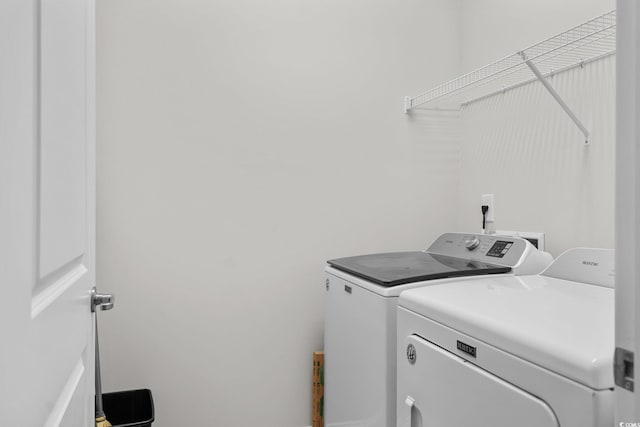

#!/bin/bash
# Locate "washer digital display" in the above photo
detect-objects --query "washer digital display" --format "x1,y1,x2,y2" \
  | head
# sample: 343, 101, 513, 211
486, 240, 513, 258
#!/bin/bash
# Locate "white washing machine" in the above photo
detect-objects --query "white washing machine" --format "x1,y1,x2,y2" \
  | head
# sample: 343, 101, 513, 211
397, 247, 615, 427
324, 232, 553, 427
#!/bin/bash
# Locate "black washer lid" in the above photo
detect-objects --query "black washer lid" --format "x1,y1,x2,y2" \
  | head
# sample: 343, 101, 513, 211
327, 251, 511, 287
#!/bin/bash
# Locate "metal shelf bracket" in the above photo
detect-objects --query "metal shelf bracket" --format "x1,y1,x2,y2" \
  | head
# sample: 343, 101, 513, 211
404, 96, 412, 114
519, 52, 591, 145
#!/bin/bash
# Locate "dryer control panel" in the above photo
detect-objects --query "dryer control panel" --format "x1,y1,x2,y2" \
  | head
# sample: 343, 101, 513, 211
426, 233, 530, 267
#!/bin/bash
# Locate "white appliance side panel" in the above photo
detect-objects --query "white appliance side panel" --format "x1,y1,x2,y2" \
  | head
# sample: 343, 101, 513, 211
324, 273, 396, 427
398, 334, 559, 427
397, 307, 613, 427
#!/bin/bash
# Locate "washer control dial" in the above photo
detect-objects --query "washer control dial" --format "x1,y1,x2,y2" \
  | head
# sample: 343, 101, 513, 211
465, 236, 481, 250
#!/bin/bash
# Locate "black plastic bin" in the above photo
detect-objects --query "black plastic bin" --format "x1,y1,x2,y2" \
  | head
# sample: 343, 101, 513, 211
102, 389, 154, 427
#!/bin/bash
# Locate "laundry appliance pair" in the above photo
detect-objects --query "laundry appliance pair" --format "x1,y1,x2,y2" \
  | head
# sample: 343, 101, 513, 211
323, 232, 553, 427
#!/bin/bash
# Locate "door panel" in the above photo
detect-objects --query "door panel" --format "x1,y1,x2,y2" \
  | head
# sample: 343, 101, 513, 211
0, 0, 96, 425
39, 0, 88, 279
43, 359, 87, 427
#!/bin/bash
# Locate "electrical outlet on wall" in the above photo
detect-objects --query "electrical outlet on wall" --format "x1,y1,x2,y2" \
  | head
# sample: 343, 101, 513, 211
482, 194, 495, 223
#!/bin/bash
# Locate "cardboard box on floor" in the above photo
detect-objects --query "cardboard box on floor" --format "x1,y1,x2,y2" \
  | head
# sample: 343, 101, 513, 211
312, 352, 324, 427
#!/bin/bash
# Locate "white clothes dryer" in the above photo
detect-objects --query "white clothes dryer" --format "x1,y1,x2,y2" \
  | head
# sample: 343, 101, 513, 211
397, 247, 615, 427
324, 232, 552, 427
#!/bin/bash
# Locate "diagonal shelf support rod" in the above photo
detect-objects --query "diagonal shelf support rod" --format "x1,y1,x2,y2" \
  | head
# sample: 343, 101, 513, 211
519, 52, 590, 145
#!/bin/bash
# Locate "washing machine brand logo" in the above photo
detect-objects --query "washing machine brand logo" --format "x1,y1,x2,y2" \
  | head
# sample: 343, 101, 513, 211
457, 340, 477, 358
582, 260, 599, 267
406, 344, 416, 364
620, 423, 640, 427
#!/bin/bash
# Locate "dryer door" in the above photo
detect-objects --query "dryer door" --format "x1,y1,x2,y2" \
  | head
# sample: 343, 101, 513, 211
398, 335, 559, 427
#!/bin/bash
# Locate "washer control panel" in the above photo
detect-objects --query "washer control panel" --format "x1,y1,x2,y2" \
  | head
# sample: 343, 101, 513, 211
486, 240, 514, 258
426, 233, 529, 267
464, 236, 481, 250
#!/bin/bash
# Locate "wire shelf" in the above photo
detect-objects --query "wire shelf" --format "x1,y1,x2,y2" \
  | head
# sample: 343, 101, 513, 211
406, 10, 616, 110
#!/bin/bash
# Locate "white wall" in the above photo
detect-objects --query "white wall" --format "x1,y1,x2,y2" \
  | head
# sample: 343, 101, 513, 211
97, 2, 619, 426
457, 0, 616, 256
96, 1, 461, 426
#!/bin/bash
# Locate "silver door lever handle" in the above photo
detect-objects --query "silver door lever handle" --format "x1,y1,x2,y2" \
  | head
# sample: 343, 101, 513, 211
92, 288, 115, 312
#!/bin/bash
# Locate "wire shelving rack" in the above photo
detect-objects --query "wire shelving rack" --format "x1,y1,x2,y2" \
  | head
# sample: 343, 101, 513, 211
404, 10, 616, 145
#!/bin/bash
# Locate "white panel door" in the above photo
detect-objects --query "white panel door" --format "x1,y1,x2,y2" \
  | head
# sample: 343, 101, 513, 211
0, 0, 96, 426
